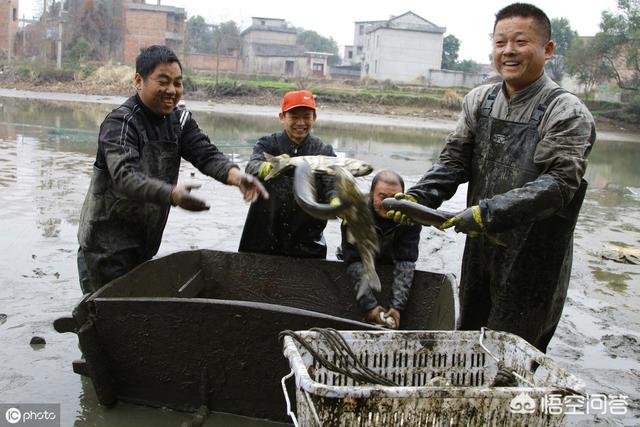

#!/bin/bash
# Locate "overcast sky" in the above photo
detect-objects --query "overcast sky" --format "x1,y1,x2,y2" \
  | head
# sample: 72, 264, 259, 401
20, 0, 620, 64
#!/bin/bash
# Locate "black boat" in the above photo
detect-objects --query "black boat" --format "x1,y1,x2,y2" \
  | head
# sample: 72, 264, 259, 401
54, 249, 456, 422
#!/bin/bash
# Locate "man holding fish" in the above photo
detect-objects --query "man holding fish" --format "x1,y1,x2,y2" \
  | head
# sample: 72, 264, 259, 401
386, 3, 596, 352
239, 90, 359, 258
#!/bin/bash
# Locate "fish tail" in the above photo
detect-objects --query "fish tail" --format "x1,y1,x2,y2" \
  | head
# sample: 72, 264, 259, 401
362, 259, 381, 293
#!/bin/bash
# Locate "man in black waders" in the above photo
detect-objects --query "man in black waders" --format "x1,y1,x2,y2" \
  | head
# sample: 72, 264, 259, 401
239, 90, 338, 258
388, 3, 596, 352
77, 45, 268, 293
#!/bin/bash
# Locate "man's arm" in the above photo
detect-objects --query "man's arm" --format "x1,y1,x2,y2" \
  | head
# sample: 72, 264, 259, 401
390, 224, 421, 310
407, 90, 481, 208
100, 113, 173, 204
179, 115, 239, 183
480, 96, 595, 232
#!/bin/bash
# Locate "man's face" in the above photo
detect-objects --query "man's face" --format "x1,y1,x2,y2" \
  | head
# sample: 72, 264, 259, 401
134, 61, 183, 116
279, 107, 316, 144
372, 181, 403, 219
492, 16, 554, 96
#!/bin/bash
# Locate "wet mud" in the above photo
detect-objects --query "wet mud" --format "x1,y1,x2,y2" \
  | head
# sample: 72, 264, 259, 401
0, 94, 639, 426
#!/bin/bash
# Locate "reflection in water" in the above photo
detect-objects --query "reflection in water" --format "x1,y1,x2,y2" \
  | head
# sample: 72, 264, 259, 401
1, 96, 639, 425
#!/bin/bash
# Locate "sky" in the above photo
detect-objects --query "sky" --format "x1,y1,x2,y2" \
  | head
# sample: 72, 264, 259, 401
19, 0, 620, 64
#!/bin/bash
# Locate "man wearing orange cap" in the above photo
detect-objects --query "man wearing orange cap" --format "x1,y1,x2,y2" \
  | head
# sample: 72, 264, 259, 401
239, 90, 337, 258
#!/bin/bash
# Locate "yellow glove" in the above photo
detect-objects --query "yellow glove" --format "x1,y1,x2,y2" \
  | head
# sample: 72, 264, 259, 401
330, 197, 345, 222
386, 192, 417, 224
440, 205, 485, 237
258, 161, 273, 179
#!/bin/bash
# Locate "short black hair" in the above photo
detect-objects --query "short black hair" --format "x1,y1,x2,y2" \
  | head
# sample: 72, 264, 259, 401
494, 3, 551, 43
371, 169, 404, 195
135, 45, 182, 79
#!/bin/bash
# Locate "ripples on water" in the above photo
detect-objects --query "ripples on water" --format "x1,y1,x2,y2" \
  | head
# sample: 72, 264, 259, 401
0, 97, 638, 426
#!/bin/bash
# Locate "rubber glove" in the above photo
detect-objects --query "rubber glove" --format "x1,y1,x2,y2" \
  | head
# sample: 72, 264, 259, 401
258, 161, 273, 179
440, 205, 485, 237
386, 192, 417, 224
329, 197, 345, 222
170, 183, 210, 211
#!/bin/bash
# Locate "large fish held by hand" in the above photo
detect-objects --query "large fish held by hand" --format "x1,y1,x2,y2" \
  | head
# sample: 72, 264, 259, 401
263, 153, 373, 181
382, 197, 507, 246
293, 162, 381, 294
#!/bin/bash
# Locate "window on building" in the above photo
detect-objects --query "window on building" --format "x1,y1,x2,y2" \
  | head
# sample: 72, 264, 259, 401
312, 63, 324, 73
357, 46, 362, 55
359, 25, 364, 35
261, 20, 266, 26
348, 51, 352, 59
285, 60, 294, 75
12, 8, 17, 21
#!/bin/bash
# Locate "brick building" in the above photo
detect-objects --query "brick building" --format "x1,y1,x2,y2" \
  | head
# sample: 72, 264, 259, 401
123, 1, 185, 64
0, 0, 19, 60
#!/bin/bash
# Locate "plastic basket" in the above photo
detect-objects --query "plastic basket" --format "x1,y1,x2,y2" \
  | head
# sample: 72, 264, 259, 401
281, 330, 584, 427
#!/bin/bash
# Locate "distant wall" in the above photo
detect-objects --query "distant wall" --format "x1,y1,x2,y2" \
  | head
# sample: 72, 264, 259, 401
184, 53, 241, 73
426, 69, 486, 88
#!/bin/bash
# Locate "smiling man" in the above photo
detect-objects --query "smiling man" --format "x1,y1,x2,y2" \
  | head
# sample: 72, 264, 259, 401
239, 90, 337, 258
77, 45, 268, 293
387, 3, 596, 352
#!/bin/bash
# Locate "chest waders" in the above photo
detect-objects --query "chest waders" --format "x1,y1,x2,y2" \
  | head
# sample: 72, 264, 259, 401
458, 84, 587, 353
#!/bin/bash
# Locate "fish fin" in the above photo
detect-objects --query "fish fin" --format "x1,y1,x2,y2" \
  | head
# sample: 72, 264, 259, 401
366, 270, 382, 293
263, 153, 287, 181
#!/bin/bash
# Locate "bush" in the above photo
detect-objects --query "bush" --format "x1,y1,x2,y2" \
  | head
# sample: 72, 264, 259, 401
441, 90, 463, 110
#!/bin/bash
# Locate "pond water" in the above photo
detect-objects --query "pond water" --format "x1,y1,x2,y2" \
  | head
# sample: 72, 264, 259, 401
0, 96, 638, 426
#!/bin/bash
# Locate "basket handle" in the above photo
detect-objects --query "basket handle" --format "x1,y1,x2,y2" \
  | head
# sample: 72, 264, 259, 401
281, 370, 300, 427
281, 369, 322, 427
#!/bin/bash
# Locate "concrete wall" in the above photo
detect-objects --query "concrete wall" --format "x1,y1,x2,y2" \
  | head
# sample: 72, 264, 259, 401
0, 0, 19, 59
426, 69, 486, 88
184, 53, 240, 73
243, 30, 296, 46
248, 56, 308, 76
362, 28, 442, 83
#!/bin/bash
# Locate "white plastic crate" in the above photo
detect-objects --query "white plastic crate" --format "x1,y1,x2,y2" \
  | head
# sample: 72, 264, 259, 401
281, 330, 585, 427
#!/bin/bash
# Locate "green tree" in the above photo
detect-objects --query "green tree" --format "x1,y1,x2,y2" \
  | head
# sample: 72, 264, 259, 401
454, 59, 481, 73
546, 17, 577, 82
186, 15, 214, 54
566, 37, 611, 98
67, 0, 110, 61
594, 0, 640, 92
211, 20, 241, 55
441, 34, 460, 70
296, 30, 340, 65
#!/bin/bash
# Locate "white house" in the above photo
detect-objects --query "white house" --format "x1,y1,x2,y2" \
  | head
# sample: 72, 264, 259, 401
361, 11, 445, 83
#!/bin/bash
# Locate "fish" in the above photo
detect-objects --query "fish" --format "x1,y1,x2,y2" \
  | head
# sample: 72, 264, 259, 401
293, 162, 381, 294
383, 197, 507, 247
263, 152, 373, 181
381, 198, 455, 227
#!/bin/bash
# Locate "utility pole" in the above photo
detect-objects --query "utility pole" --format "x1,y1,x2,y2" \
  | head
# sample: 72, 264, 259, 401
56, 0, 63, 69
7, 0, 12, 63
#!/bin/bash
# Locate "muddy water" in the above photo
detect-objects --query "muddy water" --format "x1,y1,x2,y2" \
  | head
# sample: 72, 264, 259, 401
0, 96, 638, 426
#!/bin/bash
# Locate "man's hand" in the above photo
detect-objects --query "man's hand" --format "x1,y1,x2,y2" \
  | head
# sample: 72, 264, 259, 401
440, 205, 485, 236
170, 183, 210, 211
239, 173, 269, 202
386, 192, 417, 224
227, 168, 269, 202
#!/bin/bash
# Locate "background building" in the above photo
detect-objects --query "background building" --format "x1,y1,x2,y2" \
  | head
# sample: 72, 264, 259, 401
123, 1, 185, 64
0, 0, 19, 61
361, 11, 445, 83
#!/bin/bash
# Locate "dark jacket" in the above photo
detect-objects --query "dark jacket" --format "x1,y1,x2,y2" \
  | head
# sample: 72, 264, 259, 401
78, 95, 237, 291
238, 130, 336, 258
407, 76, 595, 352
340, 202, 421, 310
